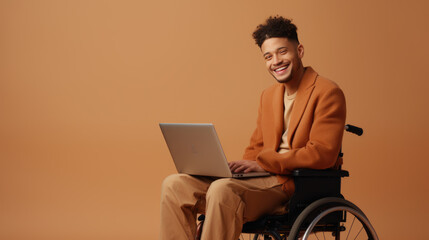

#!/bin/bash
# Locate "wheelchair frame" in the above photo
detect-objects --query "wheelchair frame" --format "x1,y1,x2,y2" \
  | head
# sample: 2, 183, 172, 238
196, 125, 378, 240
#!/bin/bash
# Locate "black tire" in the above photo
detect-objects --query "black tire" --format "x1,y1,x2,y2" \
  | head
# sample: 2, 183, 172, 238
288, 198, 378, 240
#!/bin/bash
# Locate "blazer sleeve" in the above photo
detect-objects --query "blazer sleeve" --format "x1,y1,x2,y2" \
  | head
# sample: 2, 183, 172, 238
242, 91, 265, 161
256, 87, 346, 174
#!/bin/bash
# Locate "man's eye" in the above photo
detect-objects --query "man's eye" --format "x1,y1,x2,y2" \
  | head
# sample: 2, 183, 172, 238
264, 55, 272, 60
280, 50, 287, 54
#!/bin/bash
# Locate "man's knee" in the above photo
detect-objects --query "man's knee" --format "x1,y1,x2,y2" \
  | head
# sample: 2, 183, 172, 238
206, 178, 240, 204
161, 174, 189, 195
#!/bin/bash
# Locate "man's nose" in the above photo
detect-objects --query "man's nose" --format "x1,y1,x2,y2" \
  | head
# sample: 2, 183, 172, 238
272, 54, 282, 65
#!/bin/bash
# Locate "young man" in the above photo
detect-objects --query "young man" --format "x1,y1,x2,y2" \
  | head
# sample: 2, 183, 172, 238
159, 16, 346, 240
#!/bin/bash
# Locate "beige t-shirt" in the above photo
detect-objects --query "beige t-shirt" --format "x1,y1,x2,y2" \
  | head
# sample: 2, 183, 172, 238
277, 90, 297, 154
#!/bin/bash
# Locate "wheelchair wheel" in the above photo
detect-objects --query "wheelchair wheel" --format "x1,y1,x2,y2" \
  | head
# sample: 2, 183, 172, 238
288, 198, 378, 240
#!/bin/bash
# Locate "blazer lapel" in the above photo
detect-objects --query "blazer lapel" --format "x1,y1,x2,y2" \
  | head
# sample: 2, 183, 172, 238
287, 67, 318, 147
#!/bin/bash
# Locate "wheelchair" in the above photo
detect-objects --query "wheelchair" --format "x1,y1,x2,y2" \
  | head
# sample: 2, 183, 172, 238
196, 125, 378, 240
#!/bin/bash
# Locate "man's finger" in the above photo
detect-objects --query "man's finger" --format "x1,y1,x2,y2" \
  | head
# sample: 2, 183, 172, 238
230, 163, 241, 172
235, 165, 248, 173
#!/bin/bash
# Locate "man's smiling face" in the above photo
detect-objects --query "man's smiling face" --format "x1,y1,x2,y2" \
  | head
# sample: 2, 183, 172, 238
261, 37, 304, 84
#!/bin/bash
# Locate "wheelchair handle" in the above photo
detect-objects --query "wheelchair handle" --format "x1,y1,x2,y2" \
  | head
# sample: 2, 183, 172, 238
345, 124, 363, 136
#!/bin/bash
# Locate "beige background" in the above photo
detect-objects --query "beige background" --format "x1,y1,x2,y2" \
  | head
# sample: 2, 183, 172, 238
1, 0, 428, 239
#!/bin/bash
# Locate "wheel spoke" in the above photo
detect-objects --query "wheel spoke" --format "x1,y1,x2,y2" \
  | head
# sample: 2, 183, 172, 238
353, 226, 364, 240
314, 232, 320, 240
345, 216, 356, 240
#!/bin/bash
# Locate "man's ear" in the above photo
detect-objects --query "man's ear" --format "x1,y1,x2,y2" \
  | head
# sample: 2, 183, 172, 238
297, 44, 304, 59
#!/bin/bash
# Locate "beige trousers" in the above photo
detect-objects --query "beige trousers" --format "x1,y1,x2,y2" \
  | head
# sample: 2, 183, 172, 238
159, 174, 289, 240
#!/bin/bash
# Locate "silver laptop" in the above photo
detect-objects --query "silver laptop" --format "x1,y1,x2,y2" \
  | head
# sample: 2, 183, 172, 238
159, 123, 270, 178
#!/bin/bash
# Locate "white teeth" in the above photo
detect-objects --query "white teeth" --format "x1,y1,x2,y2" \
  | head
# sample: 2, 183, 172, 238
275, 66, 287, 72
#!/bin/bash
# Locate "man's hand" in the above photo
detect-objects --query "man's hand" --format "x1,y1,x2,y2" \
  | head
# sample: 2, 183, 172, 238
228, 160, 266, 173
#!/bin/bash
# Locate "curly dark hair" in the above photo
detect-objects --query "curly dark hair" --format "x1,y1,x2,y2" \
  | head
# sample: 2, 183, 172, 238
252, 16, 299, 47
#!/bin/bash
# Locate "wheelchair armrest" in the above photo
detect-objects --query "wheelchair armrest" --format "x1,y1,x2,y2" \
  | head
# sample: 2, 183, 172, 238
292, 168, 349, 178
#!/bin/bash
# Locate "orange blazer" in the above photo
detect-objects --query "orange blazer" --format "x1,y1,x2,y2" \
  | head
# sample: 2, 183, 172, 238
243, 67, 346, 197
